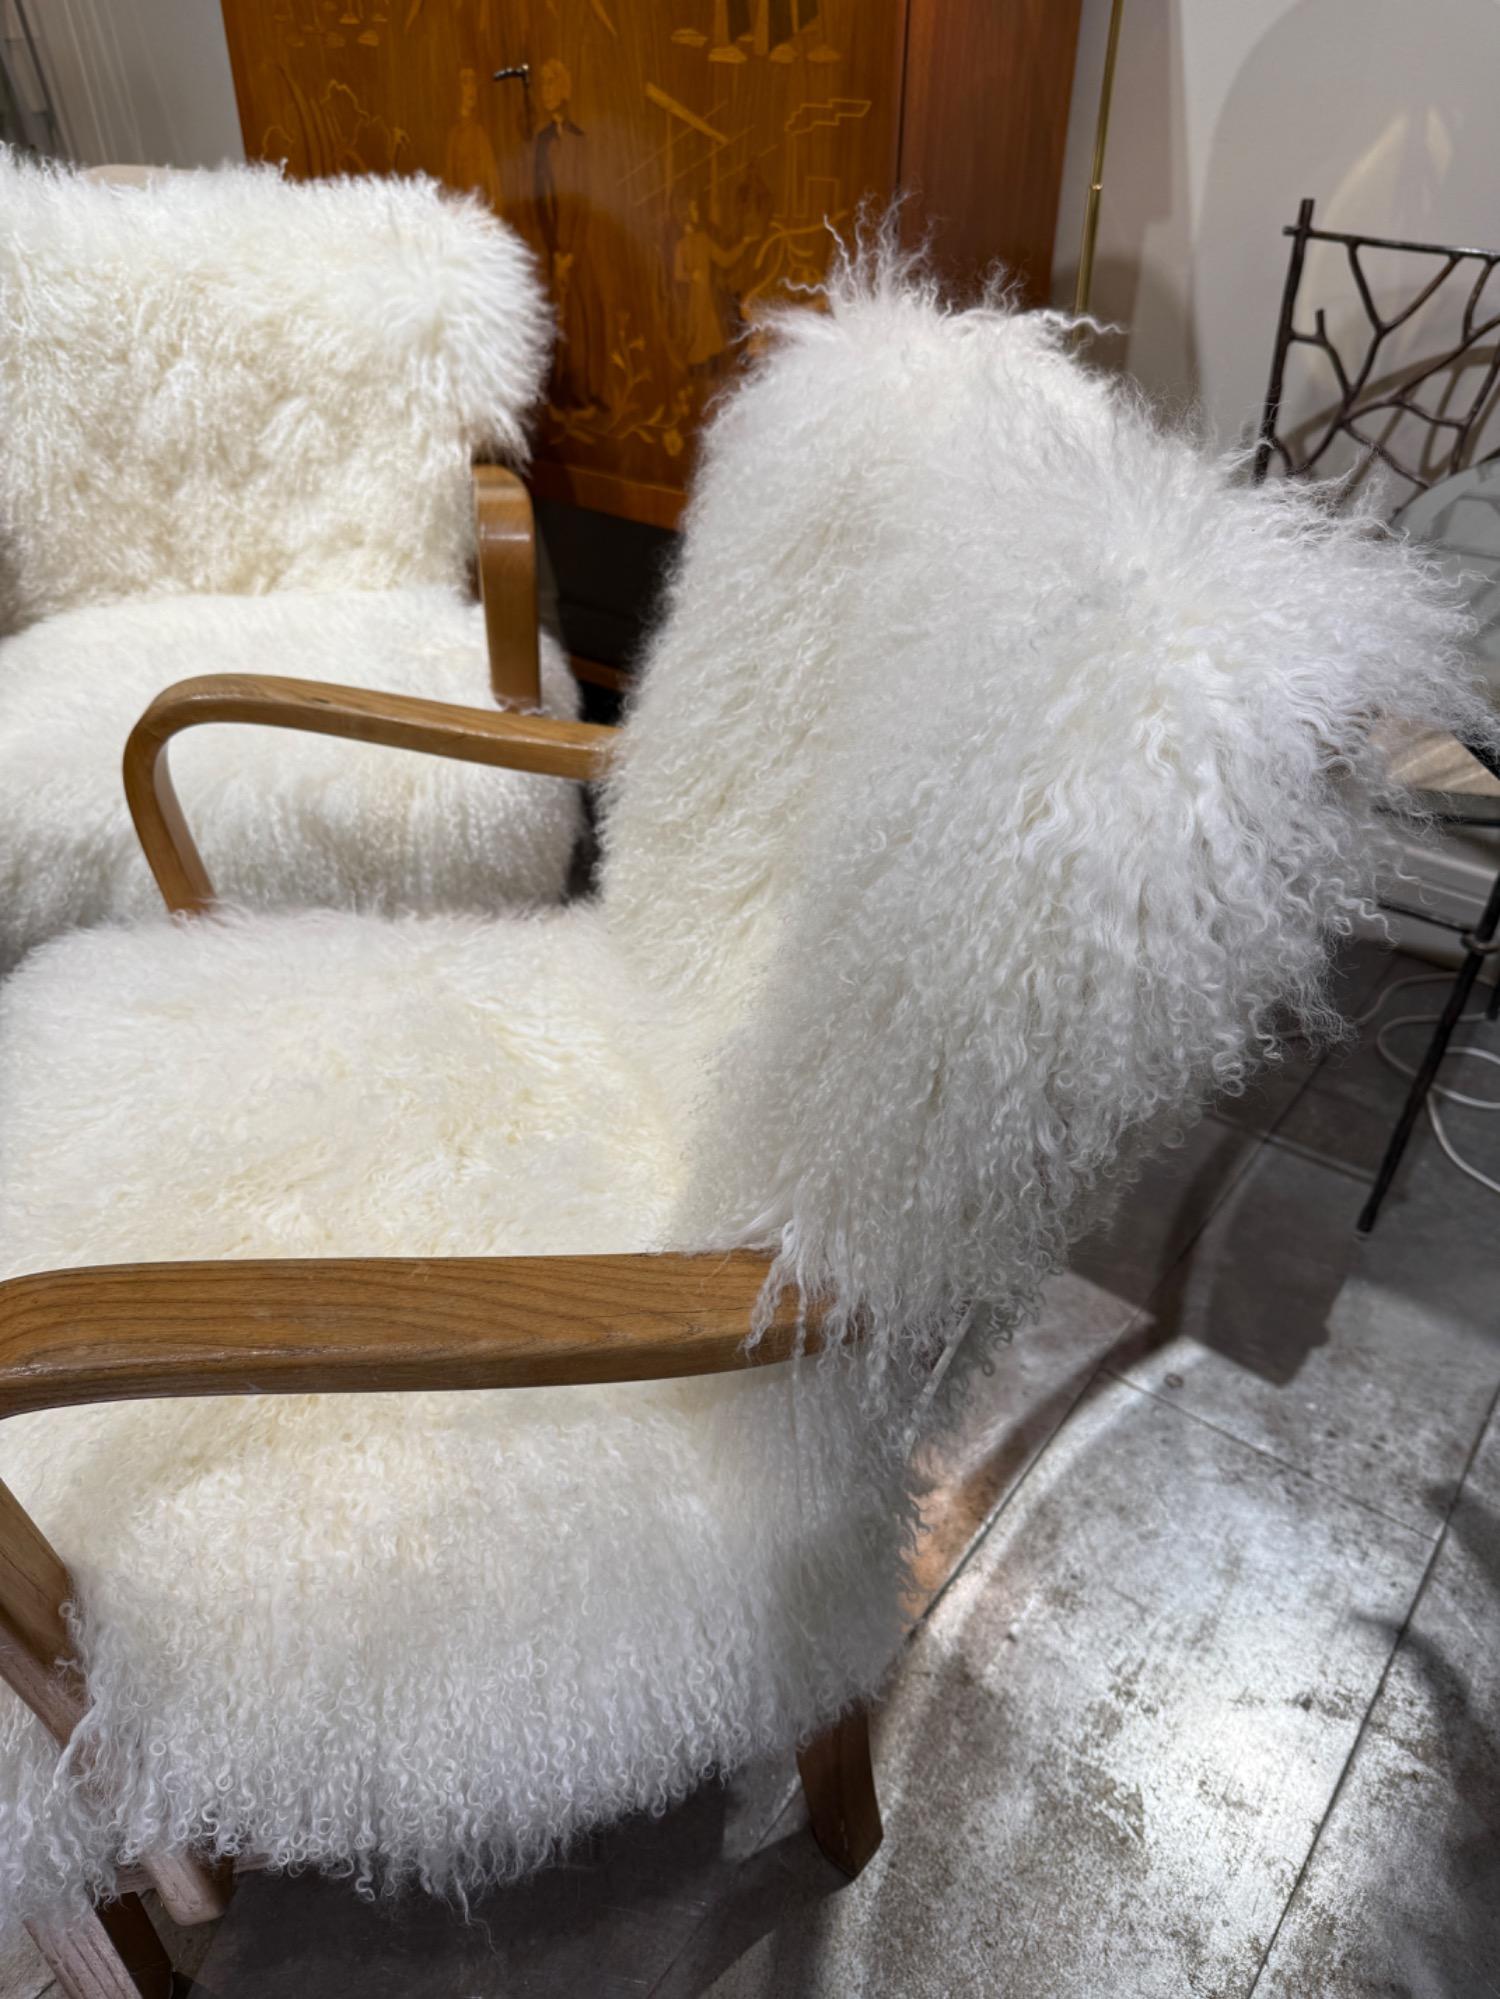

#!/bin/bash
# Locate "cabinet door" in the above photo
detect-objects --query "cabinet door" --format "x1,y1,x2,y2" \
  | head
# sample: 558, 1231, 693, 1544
222, 1, 908, 526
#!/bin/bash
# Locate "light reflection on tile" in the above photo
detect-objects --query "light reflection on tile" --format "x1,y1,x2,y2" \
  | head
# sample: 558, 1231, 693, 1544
908, 1271, 1141, 1608
1256, 1408, 1500, 1998
1112, 1139, 1500, 1535
1212, 937, 1397, 1139
699, 1379, 1431, 1999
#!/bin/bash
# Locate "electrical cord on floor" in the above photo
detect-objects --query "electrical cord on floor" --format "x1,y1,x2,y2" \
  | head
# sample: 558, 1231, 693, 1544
1351, 974, 1500, 1198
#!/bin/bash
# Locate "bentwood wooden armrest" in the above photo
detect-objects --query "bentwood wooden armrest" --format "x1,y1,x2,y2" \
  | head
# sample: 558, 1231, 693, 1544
123, 673, 618, 915
0, 1251, 821, 1422
473, 464, 542, 708
0, 1249, 841, 1942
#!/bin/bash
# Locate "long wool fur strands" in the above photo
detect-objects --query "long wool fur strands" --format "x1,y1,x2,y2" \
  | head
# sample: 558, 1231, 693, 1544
0, 151, 577, 959
0, 239, 1493, 1931
0, 149, 552, 628
606, 239, 1496, 1404
0, 588, 581, 973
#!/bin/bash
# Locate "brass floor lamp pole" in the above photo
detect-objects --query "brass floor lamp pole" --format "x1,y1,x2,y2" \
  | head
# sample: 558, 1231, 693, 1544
1073, 0, 1126, 320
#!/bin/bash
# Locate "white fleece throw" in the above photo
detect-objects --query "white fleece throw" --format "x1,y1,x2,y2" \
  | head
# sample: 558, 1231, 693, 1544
0, 150, 577, 961
0, 243, 1491, 1932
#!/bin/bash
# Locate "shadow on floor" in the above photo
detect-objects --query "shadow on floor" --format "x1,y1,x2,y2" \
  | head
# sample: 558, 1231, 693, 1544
191, 1767, 851, 1999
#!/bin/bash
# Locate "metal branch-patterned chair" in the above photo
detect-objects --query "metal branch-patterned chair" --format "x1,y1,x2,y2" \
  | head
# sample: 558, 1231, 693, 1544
1254, 197, 1500, 1230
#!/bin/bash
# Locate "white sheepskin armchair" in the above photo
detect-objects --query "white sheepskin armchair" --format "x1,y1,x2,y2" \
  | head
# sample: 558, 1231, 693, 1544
0, 148, 579, 970
0, 241, 1492, 1958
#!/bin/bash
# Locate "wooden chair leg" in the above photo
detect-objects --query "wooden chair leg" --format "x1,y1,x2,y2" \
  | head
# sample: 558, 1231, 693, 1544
1, 1475, 230, 1935
26, 1893, 174, 1999
796, 1704, 883, 1879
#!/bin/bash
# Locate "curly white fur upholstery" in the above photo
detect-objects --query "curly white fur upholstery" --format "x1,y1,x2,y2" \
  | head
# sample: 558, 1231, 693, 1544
0, 590, 581, 972
0, 149, 550, 623
605, 257, 1495, 1385
0, 246, 1492, 1931
0, 149, 577, 956
0, 907, 905, 1915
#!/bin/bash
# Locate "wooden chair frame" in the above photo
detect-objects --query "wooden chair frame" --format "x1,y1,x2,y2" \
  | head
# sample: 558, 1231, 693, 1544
85, 165, 544, 720
472, 463, 544, 710
0, 675, 880, 1996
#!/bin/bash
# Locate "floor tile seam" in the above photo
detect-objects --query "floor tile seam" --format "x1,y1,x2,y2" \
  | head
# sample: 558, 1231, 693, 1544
649, 973, 1388, 1999
918, 1106, 1289, 1636
1254, 1124, 1383, 1187
904, 1320, 1158, 1633
645, 1001, 1417, 1999
1245, 946, 1452, 1168
1243, 1375, 1500, 1997
1209, 940, 1394, 1147
1136, 1116, 1274, 1315
928, 1095, 1272, 1623
1100, 1364, 1450, 1543
648, 1317, 1208, 1984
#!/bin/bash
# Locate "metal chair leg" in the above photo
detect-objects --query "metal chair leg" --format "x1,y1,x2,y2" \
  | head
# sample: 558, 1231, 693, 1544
1358, 863, 1500, 1233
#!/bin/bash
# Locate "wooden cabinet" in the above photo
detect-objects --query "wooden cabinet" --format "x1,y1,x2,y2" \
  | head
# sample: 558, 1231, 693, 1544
221, 2, 1080, 528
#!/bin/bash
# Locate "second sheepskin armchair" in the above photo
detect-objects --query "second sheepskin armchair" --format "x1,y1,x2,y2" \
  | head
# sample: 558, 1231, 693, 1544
0, 147, 578, 971
0, 244, 1493, 1988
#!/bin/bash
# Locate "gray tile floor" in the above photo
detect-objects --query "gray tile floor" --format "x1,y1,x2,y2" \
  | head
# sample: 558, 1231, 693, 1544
6, 941, 1498, 1998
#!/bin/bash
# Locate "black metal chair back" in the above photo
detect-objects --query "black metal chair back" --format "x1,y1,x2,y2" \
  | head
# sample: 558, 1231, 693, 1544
1253, 196, 1500, 504
1254, 197, 1500, 1232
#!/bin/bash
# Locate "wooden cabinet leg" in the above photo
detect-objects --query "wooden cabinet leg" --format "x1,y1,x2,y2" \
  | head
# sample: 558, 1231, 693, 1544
26, 1893, 174, 1999
796, 1704, 883, 1880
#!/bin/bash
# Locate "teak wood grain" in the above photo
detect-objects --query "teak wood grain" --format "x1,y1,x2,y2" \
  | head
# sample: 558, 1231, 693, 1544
123, 673, 617, 915
0, 1253, 825, 1420
0, 1474, 82, 1746
0, 1476, 233, 1929
220, 0, 1079, 527
25, 1895, 175, 1999
898, 0, 1083, 297
796, 1703, 884, 1878
473, 463, 542, 709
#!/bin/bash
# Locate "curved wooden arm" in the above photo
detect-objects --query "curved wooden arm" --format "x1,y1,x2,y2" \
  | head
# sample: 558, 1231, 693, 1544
123, 673, 618, 915
474, 464, 542, 708
0, 1247, 821, 1917
0, 1251, 820, 1421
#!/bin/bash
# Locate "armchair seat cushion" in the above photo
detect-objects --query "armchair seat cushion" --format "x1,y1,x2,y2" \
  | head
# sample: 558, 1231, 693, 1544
0, 910, 900, 1923
0, 587, 582, 972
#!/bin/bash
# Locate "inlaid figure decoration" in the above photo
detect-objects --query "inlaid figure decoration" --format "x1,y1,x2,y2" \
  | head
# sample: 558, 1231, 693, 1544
0, 234, 1492, 1993
220, 0, 1086, 527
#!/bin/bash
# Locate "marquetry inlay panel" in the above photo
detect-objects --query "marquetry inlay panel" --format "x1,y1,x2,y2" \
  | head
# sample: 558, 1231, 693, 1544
222, 2, 1080, 526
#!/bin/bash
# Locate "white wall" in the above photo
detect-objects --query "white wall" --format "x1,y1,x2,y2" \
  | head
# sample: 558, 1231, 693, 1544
1051, 0, 1500, 954
29, 0, 242, 168
1052, 0, 1500, 448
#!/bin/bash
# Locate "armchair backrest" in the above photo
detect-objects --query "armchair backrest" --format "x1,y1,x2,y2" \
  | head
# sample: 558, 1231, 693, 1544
0, 150, 550, 632
603, 246, 1495, 1391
